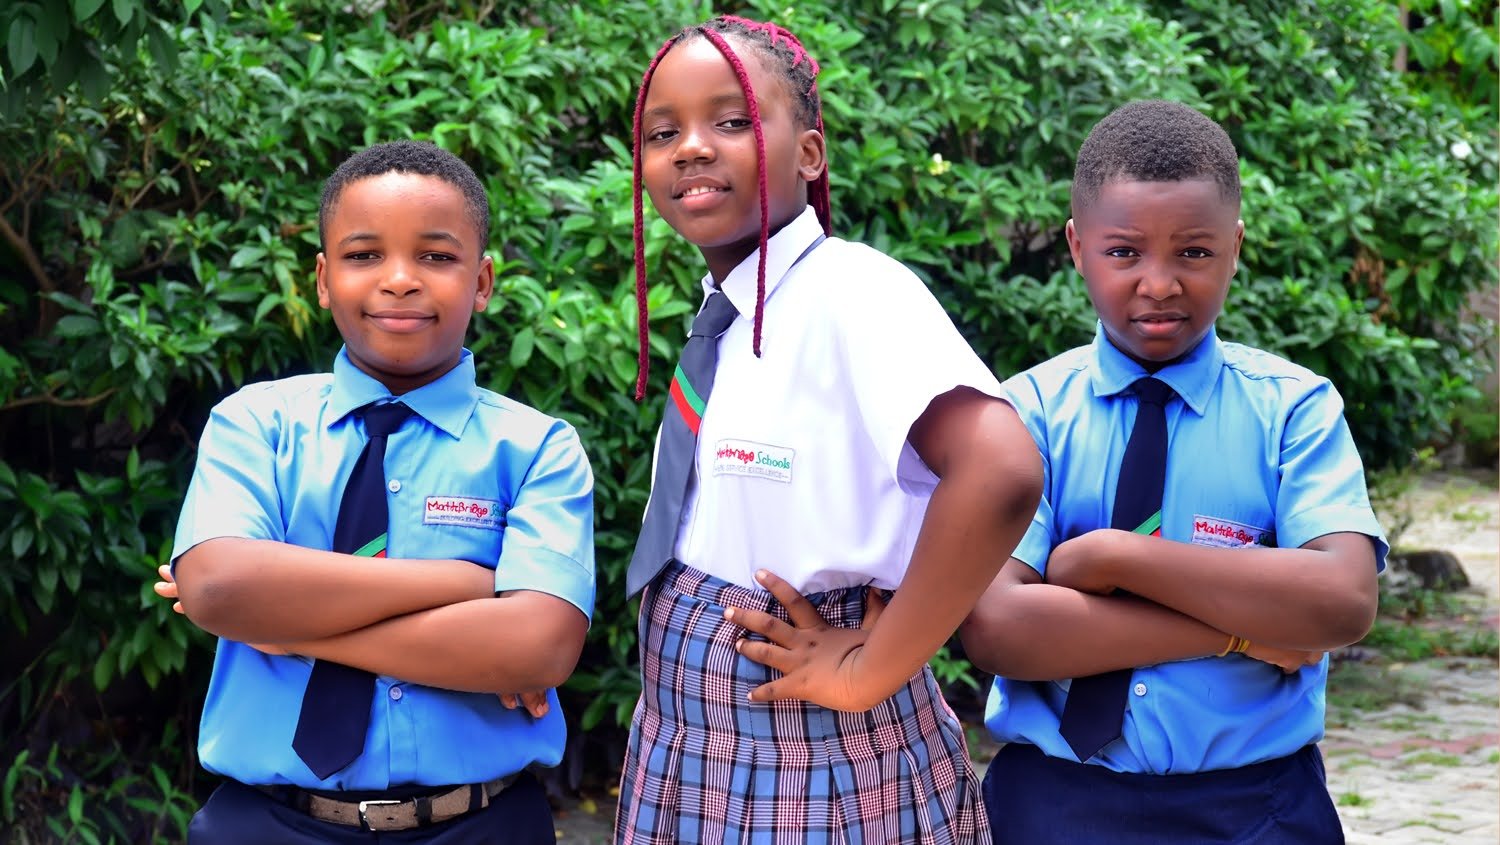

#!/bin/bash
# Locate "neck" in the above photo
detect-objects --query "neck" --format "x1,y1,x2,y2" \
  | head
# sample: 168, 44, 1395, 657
701, 204, 809, 285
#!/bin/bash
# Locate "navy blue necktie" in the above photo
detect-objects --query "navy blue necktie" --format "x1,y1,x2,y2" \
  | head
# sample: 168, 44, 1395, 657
291, 401, 413, 779
1057, 377, 1174, 761
625, 292, 739, 597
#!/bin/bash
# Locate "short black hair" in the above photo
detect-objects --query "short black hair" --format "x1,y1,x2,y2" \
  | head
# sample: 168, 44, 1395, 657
318, 140, 490, 251
1071, 100, 1241, 212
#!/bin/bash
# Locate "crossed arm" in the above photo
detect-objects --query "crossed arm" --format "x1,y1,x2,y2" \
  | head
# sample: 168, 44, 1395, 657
958, 529, 1379, 681
166, 538, 586, 696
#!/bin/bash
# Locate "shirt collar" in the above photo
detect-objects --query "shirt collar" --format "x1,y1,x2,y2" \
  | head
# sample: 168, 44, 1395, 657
326, 347, 481, 439
1089, 322, 1224, 415
704, 205, 824, 318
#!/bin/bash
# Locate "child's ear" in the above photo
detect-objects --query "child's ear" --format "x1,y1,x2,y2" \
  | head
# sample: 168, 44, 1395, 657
1233, 219, 1245, 271
796, 128, 826, 183
1064, 219, 1084, 271
315, 253, 331, 309
473, 254, 495, 312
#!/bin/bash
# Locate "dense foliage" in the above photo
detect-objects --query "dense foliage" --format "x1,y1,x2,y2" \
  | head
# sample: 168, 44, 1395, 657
1, 0, 1494, 840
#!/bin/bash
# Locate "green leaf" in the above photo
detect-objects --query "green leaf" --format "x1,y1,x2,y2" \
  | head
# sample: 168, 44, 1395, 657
92, 655, 113, 691
71, 0, 106, 23
509, 327, 535, 368
78, 53, 109, 100
53, 314, 101, 338
36, 3, 69, 67
7, 14, 38, 76
10, 525, 33, 558
112, 0, 133, 27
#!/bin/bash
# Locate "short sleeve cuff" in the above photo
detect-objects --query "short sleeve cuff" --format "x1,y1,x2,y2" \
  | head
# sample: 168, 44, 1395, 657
493, 545, 595, 619
1011, 524, 1052, 576
1279, 505, 1390, 572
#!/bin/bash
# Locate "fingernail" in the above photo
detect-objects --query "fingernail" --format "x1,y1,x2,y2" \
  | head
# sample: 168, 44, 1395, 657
755, 570, 769, 582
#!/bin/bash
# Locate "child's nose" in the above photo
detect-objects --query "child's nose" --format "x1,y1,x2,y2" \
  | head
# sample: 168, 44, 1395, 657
674, 126, 716, 166
1136, 262, 1180, 300
381, 259, 423, 295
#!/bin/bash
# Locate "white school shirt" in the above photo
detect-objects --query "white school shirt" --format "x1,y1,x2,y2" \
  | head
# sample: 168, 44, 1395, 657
668, 206, 1004, 593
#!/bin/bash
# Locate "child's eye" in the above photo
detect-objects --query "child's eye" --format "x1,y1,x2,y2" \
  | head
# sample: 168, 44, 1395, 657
719, 117, 752, 130
422, 252, 457, 262
645, 127, 678, 142
1181, 247, 1213, 259
345, 251, 379, 261
1105, 247, 1139, 259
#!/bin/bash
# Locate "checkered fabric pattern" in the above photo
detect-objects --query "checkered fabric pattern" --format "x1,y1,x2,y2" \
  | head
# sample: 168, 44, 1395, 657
615, 562, 989, 844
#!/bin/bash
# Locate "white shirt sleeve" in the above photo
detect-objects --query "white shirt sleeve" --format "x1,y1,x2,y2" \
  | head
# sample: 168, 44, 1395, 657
832, 245, 1004, 494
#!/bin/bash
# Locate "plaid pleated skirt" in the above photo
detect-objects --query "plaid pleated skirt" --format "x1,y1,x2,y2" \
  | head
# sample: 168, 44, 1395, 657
615, 562, 990, 845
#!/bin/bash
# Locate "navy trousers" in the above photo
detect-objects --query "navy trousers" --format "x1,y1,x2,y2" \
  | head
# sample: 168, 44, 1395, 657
983, 743, 1344, 844
187, 773, 555, 844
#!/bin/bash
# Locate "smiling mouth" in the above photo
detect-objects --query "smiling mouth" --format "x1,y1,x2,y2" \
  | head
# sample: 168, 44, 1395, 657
678, 186, 727, 199
368, 313, 434, 333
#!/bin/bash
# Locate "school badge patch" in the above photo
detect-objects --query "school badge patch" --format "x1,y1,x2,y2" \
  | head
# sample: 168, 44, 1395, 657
712, 439, 795, 484
423, 495, 506, 530
1191, 515, 1274, 548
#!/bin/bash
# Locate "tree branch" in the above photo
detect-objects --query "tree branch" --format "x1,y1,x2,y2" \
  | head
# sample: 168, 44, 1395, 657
0, 214, 53, 295
0, 388, 119, 413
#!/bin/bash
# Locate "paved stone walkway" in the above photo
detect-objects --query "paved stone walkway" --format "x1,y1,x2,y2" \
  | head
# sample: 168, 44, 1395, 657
1324, 471, 1499, 844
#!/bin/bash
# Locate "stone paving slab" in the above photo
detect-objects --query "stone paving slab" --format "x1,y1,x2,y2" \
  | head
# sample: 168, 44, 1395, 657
1328, 471, 1500, 844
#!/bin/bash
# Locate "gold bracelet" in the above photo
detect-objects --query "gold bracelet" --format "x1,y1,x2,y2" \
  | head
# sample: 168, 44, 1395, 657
1235, 637, 1252, 654
1217, 635, 1239, 657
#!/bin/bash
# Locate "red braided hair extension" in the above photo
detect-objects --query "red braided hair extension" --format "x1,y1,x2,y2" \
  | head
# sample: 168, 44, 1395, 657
630, 34, 683, 400
697, 26, 770, 358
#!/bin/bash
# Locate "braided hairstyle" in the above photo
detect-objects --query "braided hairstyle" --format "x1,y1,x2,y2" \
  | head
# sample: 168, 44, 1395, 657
630, 15, 831, 400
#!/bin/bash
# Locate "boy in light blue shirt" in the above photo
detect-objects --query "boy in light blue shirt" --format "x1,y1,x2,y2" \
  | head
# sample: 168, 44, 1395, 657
960, 101, 1386, 844
159, 141, 592, 843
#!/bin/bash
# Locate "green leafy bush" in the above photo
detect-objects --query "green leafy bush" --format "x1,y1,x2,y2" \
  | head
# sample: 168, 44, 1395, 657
1, 0, 1494, 838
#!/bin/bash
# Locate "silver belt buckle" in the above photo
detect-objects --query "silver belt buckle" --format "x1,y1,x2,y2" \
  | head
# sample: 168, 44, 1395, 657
358, 798, 402, 831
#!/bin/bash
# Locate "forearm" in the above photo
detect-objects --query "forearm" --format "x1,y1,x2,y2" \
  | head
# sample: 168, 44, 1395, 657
859, 461, 1038, 702
959, 577, 1225, 680
1100, 532, 1377, 649
281, 591, 587, 694
175, 537, 494, 642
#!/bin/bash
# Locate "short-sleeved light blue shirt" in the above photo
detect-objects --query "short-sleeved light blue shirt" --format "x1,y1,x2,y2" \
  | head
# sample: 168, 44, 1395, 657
171, 348, 594, 789
985, 324, 1387, 774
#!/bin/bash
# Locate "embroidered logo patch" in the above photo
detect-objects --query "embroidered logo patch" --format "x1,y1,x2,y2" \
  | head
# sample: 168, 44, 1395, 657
1191, 515, 1273, 548
423, 496, 505, 531
712, 439, 795, 484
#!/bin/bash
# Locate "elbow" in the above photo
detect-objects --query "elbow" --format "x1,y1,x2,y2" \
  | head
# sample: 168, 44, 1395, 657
175, 543, 240, 635
1320, 593, 1378, 649
530, 645, 584, 691
500, 618, 586, 693
1314, 567, 1380, 649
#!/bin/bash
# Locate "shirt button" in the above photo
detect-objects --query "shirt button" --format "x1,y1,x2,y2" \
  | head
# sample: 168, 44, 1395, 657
389, 686, 404, 701
1133, 682, 1148, 697
387, 479, 401, 493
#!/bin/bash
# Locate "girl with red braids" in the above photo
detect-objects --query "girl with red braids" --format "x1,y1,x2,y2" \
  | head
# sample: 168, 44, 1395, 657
617, 15, 1041, 844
